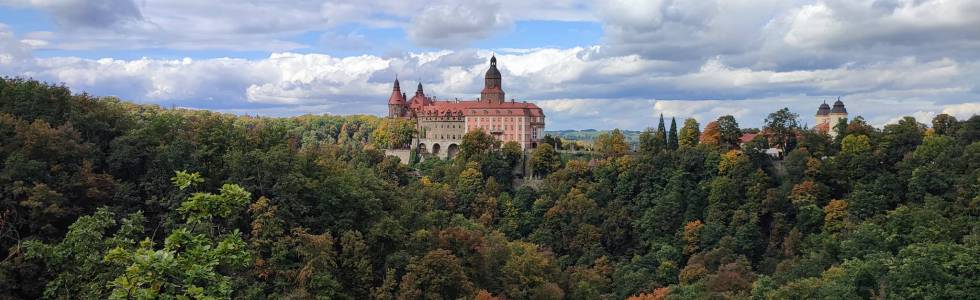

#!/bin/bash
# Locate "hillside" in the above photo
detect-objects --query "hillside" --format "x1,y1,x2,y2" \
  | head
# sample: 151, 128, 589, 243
1, 78, 979, 299
546, 129, 644, 144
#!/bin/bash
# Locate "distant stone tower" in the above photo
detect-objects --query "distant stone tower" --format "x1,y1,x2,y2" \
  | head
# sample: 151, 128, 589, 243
481, 55, 505, 104
815, 98, 848, 138
387, 77, 407, 118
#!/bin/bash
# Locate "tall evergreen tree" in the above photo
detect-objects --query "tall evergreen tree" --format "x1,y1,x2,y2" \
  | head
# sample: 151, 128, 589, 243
668, 117, 679, 150
657, 114, 668, 146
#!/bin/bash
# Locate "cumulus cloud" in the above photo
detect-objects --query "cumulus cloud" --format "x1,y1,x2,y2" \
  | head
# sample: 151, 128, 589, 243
4, 44, 976, 129
407, 1, 513, 48
7, 0, 143, 28
0, 23, 36, 73
782, 0, 980, 51
597, 0, 980, 73
0, 0, 592, 51
3, 1, 980, 129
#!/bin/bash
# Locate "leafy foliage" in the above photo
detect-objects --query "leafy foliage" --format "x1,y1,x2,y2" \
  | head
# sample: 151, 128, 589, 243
1, 78, 979, 299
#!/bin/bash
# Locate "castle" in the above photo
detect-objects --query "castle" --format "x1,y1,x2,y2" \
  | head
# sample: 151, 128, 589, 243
387, 56, 546, 159
814, 98, 848, 138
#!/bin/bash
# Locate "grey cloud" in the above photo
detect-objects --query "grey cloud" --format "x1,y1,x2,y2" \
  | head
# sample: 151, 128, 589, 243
6, 49, 980, 129
596, 0, 980, 75
32, 0, 143, 29
407, 1, 513, 48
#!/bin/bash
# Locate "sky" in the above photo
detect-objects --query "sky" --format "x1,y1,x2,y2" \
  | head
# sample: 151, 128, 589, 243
1, 0, 979, 130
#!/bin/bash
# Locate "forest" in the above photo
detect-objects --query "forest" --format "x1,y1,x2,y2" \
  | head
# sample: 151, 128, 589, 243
0, 77, 978, 299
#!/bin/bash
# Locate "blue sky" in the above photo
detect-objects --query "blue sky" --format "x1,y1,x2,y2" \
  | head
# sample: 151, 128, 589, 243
1, 0, 979, 130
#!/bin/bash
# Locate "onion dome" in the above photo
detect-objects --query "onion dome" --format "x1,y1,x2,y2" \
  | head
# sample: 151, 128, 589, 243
485, 55, 501, 81
831, 98, 847, 114
817, 101, 831, 115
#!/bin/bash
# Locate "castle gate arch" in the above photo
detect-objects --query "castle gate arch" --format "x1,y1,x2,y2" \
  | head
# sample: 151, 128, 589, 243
447, 144, 459, 159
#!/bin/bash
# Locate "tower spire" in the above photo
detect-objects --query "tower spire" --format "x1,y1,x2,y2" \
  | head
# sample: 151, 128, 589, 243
481, 54, 504, 104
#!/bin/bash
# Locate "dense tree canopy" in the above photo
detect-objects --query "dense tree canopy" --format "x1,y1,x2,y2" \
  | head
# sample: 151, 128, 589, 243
1, 78, 978, 299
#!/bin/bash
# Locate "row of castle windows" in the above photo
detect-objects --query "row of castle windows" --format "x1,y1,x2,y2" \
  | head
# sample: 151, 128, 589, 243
430, 123, 462, 129
476, 117, 521, 122
474, 123, 525, 131
426, 133, 459, 140
421, 116, 538, 123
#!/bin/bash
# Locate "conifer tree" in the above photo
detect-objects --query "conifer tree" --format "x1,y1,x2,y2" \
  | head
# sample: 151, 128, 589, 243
657, 114, 668, 146
668, 117, 679, 150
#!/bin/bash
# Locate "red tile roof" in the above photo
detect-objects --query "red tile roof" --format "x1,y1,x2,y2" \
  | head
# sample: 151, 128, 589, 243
739, 133, 758, 144
412, 98, 543, 117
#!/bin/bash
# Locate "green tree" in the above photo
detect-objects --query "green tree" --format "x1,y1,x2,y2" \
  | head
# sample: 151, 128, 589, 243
337, 231, 373, 299
371, 117, 416, 149
460, 128, 499, 162
500, 241, 561, 298
530, 144, 561, 178
456, 162, 485, 214
639, 128, 663, 154
397, 249, 474, 300
594, 129, 629, 158
668, 117, 679, 150
879, 116, 926, 164
931, 113, 958, 136
23, 209, 144, 299
679, 118, 701, 148
763, 108, 800, 150
716, 115, 741, 150
104, 171, 252, 299
657, 114, 668, 147
501, 141, 524, 167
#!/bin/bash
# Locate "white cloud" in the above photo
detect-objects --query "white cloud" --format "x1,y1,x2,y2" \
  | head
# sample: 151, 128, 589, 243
942, 103, 980, 120
3, 32, 978, 129
13, 0, 143, 28
407, 1, 513, 48
4, 1, 980, 129
0, 0, 592, 51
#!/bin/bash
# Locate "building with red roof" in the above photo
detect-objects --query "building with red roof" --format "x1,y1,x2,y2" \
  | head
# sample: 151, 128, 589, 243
387, 56, 546, 158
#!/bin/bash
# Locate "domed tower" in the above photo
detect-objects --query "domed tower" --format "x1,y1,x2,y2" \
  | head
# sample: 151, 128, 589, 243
814, 100, 832, 134
828, 98, 848, 137
816, 100, 830, 121
830, 98, 847, 116
481, 55, 505, 104
387, 77, 407, 118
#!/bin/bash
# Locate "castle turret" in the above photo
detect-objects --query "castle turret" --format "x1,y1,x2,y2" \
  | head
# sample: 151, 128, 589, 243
831, 99, 847, 115
387, 77, 407, 118
481, 55, 505, 104
409, 82, 431, 110
815, 98, 848, 138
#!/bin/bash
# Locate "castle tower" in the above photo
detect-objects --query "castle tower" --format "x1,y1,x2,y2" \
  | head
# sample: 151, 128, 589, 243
828, 98, 848, 138
481, 55, 505, 104
815, 101, 831, 127
815, 98, 848, 138
387, 77, 407, 118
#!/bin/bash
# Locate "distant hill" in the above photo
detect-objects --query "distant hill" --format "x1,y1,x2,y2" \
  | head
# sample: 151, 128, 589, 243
546, 129, 643, 144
